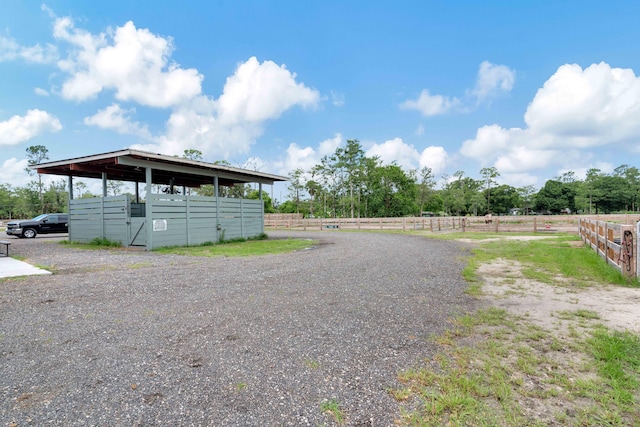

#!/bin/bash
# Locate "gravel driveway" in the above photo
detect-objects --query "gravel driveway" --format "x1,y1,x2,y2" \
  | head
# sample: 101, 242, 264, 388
0, 231, 478, 426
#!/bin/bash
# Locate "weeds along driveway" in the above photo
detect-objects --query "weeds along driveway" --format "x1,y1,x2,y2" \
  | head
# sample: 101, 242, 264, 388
0, 231, 478, 426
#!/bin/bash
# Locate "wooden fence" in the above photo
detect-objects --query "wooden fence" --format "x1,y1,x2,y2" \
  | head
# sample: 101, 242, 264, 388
579, 218, 638, 278
265, 214, 640, 234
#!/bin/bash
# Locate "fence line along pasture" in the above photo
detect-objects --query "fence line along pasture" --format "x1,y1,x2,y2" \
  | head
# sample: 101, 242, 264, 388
579, 218, 639, 279
265, 214, 640, 234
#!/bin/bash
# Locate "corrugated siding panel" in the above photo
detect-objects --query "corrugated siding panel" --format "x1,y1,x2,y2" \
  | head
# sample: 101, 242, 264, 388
71, 194, 263, 249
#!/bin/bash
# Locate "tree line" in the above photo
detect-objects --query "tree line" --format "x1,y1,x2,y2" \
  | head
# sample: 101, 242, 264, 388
1, 143, 638, 220
280, 139, 640, 218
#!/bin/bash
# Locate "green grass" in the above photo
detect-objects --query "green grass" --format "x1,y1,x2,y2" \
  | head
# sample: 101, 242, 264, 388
320, 399, 345, 424
60, 237, 122, 248
394, 308, 640, 426
392, 233, 640, 426
154, 237, 317, 257
455, 233, 637, 287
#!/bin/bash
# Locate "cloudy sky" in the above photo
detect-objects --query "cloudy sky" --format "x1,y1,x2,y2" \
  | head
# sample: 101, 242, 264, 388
1, 1, 639, 200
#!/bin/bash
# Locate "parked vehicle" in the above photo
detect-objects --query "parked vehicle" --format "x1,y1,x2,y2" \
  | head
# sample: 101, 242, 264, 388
6, 213, 69, 238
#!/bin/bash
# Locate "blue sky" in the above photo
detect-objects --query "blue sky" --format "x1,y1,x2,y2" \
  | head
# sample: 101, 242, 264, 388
1, 1, 640, 201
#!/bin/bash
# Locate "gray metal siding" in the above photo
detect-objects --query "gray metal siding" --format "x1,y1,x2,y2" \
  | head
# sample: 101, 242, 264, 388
69, 195, 264, 249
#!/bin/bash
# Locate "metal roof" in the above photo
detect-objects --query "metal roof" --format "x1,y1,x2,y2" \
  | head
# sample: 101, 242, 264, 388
31, 149, 288, 187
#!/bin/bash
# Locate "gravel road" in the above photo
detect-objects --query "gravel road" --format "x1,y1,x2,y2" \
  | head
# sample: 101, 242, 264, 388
0, 231, 478, 426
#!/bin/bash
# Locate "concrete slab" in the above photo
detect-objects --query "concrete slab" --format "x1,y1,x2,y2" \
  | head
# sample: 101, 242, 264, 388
0, 257, 52, 278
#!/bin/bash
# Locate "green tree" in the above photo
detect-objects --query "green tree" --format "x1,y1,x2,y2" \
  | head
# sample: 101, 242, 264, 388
335, 139, 366, 218
247, 189, 275, 213
534, 180, 575, 214
0, 184, 15, 219
305, 179, 322, 218
183, 149, 203, 161
591, 175, 628, 213
288, 168, 305, 214
416, 167, 436, 214
517, 185, 537, 215
107, 180, 125, 196
25, 145, 50, 213
43, 179, 68, 213
367, 162, 417, 217
480, 166, 500, 214
488, 184, 520, 215
613, 164, 640, 211
13, 186, 39, 218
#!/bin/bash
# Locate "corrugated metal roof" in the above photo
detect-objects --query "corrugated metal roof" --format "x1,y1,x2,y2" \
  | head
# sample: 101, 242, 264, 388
32, 149, 288, 187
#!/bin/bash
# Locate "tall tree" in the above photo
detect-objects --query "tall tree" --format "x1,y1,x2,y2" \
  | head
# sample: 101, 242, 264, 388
288, 168, 305, 214
517, 185, 537, 215
583, 168, 602, 214
335, 139, 366, 218
480, 166, 500, 214
25, 145, 49, 213
417, 167, 436, 214
591, 175, 628, 213
107, 180, 124, 196
305, 179, 321, 218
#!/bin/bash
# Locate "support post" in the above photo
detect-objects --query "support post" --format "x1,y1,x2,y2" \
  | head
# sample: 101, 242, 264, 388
145, 167, 153, 251
102, 172, 108, 197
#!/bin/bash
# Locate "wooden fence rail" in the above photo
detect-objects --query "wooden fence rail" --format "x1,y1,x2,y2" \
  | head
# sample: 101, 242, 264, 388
265, 214, 639, 234
579, 218, 638, 278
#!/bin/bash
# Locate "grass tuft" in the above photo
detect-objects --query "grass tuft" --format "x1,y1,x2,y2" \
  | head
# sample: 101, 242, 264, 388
154, 237, 317, 257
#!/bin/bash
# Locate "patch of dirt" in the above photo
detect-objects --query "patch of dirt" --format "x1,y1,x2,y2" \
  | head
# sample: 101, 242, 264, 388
478, 258, 640, 334
472, 248, 640, 425
458, 235, 558, 244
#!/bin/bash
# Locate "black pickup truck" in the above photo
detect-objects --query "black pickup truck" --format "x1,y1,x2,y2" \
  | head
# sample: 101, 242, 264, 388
6, 213, 69, 238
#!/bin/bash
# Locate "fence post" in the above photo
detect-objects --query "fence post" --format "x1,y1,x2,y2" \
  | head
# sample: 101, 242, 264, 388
619, 224, 635, 278
637, 222, 640, 278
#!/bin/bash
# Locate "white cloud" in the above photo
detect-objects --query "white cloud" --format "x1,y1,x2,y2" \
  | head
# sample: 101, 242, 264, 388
133, 57, 321, 159
559, 162, 614, 181
0, 109, 62, 146
460, 62, 640, 177
5, 12, 321, 167
0, 35, 58, 64
366, 137, 421, 170
470, 61, 515, 102
460, 124, 521, 161
330, 90, 345, 107
133, 102, 260, 159
34, 87, 50, 96
499, 172, 539, 188
318, 133, 343, 157
84, 103, 152, 139
241, 157, 268, 172
399, 90, 460, 116
524, 62, 640, 147
365, 138, 450, 175
400, 61, 515, 117
217, 56, 320, 124
273, 134, 343, 176
494, 146, 560, 173
419, 146, 448, 175
54, 18, 203, 107
0, 158, 30, 187
415, 124, 425, 136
